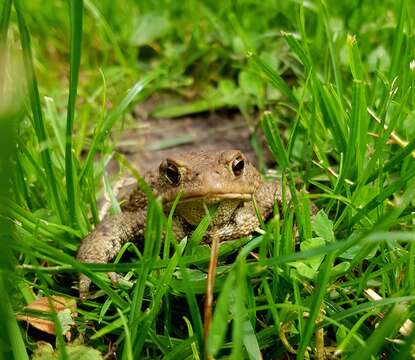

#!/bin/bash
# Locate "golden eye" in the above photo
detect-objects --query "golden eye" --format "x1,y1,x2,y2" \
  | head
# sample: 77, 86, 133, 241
165, 163, 181, 185
231, 156, 245, 176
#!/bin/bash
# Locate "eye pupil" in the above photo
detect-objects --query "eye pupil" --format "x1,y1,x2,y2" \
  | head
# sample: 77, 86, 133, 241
166, 165, 181, 185
232, 157, 244, 176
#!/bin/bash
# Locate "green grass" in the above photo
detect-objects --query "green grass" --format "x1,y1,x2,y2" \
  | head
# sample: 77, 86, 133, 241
1, 0, 415, 359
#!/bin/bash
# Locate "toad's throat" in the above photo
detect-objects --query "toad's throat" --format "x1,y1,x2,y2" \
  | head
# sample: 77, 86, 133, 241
171, 194, 252, 226
165, 193, 252, 206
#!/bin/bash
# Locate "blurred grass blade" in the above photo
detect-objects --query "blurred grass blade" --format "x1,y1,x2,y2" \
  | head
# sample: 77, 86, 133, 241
0, 0, 12, 78
389, 0, 408, 78
84, 0, 126, 67
0, 0, 11, 36
318, 0, 344, 101
151, 96, 232, 118
0, 42, 29, 357
0, 0, 11, 102
14, 0, 66, 223
0, 279, 29, 360
65, 0, 84, 230
80, 72, 159, 182
248, 52, 297, 105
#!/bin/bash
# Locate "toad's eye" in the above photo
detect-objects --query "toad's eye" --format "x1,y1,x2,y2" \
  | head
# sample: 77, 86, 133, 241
165, 163, 181, 185
231, 156, 245, 176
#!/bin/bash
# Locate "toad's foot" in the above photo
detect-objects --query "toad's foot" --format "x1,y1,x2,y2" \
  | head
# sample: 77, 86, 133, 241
78, 272, 121, 301
77, 211, 146, 299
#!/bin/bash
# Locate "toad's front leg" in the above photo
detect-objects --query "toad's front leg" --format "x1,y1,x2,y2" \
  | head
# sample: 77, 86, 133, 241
76, 211, 146, 300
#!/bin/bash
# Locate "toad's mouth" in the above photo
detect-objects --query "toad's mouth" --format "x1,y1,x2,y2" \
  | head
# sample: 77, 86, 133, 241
165, 193, 252, 206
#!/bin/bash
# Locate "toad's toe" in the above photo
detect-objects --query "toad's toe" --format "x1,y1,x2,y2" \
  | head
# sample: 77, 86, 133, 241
79, 273, 92, 301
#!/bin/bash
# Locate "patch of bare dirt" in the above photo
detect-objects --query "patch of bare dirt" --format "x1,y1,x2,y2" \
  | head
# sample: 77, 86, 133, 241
116, 95, 264, 172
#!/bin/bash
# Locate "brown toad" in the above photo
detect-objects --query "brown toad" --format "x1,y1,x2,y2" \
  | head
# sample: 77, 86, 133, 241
77, 149, 290, 299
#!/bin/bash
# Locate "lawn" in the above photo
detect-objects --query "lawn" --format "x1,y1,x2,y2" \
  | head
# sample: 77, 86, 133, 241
1, 0, 415, 359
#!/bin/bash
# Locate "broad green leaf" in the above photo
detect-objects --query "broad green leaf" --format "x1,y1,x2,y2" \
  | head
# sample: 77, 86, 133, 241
129, 13, 170, 46
313, 210, 335, 243
301, 237, 326, 271
32, 342, 103, 360
239, 70, 264, 98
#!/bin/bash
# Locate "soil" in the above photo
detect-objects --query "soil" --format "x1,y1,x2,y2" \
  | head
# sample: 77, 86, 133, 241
116, 95, 265, 173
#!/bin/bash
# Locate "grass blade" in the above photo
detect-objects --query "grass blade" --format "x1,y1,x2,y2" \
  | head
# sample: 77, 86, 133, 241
345, 35, 368, 182
178, 257, 204, 357
248, 52, 297, 105
349, 304, 410, 360
315, 85, 347, 154
0, 278, 30, 360
365, 136, 415, 185
207, 271, 235, 357
131, 239, 186, 356
261, 111, 289, 169
118, 308, 133, 360
231, 261, 247, 359
318, 0, 344, 101
392, 323, 415, 360
297, 253, 335, 360
282, 31, 312, 73
65, 0, 84, 230
128, 198, 164, 355
350, 169, 415, 227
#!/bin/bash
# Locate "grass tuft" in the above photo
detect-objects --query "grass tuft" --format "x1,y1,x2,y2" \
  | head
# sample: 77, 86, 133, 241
1, 0, 415, 358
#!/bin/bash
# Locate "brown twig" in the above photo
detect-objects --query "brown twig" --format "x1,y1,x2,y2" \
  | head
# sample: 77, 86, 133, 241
204, 234, 220, 352
315, 306, 325, 360
364, 288, 414, 336
367, 107, 415, 158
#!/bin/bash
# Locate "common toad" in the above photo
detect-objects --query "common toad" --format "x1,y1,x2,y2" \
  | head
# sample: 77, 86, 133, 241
77, 149, 290, 299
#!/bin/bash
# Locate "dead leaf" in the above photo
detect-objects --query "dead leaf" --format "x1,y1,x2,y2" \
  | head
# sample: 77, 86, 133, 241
17, 296, 77, 336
